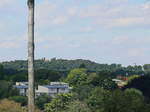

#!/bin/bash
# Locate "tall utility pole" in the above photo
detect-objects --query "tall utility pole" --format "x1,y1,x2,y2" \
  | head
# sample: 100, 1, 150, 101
27, 0, 35, 112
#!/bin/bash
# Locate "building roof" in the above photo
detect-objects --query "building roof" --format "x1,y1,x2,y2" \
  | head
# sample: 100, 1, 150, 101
13, 85, 28, 89
43, 85, 68, 89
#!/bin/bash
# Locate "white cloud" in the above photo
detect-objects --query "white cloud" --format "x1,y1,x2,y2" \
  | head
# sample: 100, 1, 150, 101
35, 36, 63, 43
79, 26, 93, 32
67, 7, 78, 16
51, 16, 68, 25
0, 0, 18, 8
36, 0, 70, 27
107, 17, 145, 27
36, 1, 57, 26
0, 41, 19, 49
0, 0, 11, 7
112, 36, 129, 45
127, 48, 145, 57
67, 1, 150, 28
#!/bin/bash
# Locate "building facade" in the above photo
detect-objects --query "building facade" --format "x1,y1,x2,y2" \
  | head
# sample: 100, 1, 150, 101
14, 82, 71, 97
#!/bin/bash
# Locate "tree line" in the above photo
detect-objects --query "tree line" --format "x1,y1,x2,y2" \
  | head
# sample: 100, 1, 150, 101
0, 61, 150, 111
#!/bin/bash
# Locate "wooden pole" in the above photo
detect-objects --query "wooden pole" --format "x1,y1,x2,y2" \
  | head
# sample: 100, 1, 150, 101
27, 0, 35, 112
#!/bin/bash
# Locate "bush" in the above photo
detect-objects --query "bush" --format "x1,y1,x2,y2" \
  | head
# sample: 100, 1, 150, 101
36, 94, 52, 110
9, 96, 27, 106
0, 99, 25, 112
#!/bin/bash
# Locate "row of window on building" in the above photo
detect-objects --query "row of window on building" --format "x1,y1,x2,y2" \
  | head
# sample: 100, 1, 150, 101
13, 82, 72, 97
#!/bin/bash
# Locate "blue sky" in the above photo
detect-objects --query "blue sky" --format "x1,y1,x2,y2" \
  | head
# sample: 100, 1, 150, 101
0, 0, 150, 66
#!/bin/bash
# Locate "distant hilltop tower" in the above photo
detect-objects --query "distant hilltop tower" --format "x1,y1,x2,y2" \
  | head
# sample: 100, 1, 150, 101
41, 57, 50, 62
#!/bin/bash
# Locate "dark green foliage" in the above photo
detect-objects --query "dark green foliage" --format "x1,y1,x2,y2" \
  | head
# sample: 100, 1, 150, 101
73, 85, 93, 101
124, 75, 150, 100
104, 89, 147, 112
79, 63, 86, 68
0, 80, 19, 99
44, 93, 73, 112
1, 59, 122, 72
8, 96, 27, 106
65, 68, 87, 87
11, 72, 27, 82
35, 69, 61, 83
64, 100, 91, 112
87, 88, 150, 112
87, 72, 117, 90
143, 64, 150, 73
35, 95, 52, 110
0, 64, 4, 80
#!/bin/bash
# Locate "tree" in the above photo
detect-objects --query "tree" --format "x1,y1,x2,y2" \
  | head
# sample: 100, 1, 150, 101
0, 64, 4, 80
104, 89, 148, 112
87, 87, 110, 112
73, 85, 93, 101
44, 93, 73, 112
9, 96, 27, 106
65, 68, 87, 87
0, 81, 19, 99
64, 100, 91, 112
27, 0, 35, 112
79, 63, 86, 68
35, 95, 52, 110
87, 73, 117, 90
124, 75, 150, 100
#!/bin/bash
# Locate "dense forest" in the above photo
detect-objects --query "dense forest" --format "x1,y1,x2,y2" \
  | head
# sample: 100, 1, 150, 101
1, 58, 122, 71
1, 58, 149, 83
2, 58, 150, 74
0, 59, 150, 112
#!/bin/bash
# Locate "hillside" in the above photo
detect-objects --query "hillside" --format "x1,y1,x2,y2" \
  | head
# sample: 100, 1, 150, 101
1, 58, 122, 71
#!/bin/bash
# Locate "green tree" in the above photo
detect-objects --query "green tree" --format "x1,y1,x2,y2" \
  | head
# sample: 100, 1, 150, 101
64, 100, 91, 112
66, 68, 87, 87
124, 75, 150, 100
9, 96, 27, 106
0, 64, 4, 80
73, 85, 93, 101
104, 89, 148, 112
79, 63, 86, 68
44, 93, 73, 112
87, 87, 110, 112
87, 73, 117, 90
35, 95, 52, 110
0, 81, 19, 99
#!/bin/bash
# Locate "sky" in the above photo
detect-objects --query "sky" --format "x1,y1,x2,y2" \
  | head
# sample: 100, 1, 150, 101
0, 0, 150, 66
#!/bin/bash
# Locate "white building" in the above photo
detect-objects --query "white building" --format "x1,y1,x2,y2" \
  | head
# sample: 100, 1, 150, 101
14, 82, 71, 97
36, 82, 71, 97
13, 82, 28, 96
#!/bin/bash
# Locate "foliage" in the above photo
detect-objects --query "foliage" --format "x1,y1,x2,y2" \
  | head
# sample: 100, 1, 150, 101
1, 59, 123, 71
35, 69, 61, 83
0, 99, 26, 112
87, 87, 110, 112
124, 75, 150, 100
0, 80, 19, 99
104, 88, 147, 112
87, 88, 150, 112
44, 93, 73, 112
0, 64, 4, 80
64, 100, 91, 112
66, 68, 87, 87
8, 96, 27, 106
87, 72, 117, 90
73, 84, 93, 101
35, 94, 52, 110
